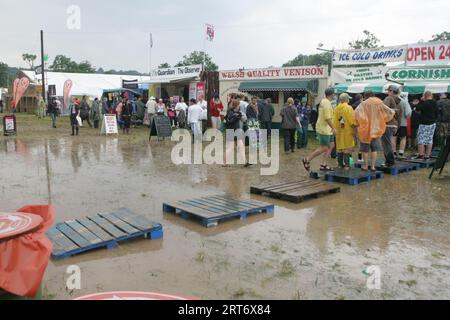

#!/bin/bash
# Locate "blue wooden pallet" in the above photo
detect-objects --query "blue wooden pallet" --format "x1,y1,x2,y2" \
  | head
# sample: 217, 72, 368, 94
163, 195, 274, 228
354, 160, 420, 176
47, 208, 163, 260
404, 158, 437, 169
324, 168, 384, 186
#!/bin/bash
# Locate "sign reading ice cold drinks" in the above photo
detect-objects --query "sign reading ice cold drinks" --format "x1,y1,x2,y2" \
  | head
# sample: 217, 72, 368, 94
333, 45, 407, 66
219, 66, 328, 81
101, 115, 119, 135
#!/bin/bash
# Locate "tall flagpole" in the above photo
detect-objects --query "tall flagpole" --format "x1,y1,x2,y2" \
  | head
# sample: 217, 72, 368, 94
149, 33, 153, 78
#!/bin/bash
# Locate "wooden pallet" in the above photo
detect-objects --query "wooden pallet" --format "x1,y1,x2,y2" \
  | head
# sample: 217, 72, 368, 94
404, 158, 437, 169
354, 160, 420, 176
324, 168, 384, 186
250, 180, 340, 203
163, 195, 274, 228
47, 208, 163, 260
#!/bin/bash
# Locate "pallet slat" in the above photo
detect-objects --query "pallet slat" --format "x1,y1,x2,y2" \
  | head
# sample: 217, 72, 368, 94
77, 217, 115, 242
88, 215, 128, 239
99, 213, 140, 235
65, 220, 103, 245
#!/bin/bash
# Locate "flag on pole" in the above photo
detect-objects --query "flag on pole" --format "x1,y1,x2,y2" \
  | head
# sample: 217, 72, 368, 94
150, 33, 153, 48
206, 24, 215, 42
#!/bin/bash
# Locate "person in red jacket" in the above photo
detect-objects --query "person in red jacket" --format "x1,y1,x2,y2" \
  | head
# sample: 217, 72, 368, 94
209, 94, 224, 129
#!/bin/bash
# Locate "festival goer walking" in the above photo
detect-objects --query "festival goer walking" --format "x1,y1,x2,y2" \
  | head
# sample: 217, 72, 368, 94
416, 91, 439, 159
136, 97, 145, 123
70, 99, 81, 136
80, 96, 93, 128
397, 92, 412, 159
0, 100, 3, 113
382, 85, 401, 167
355, 94, 395, 171
303, 88, 336, 172
122, 99, 132, 135
146, 96, 157, 126
102, 98, 109, 115
48, 97, 59, 128
297, 98, 311, 149
210, 94, 224, 129
224, 99, 246, 167
167, 102, 177, 128
281, 97, 302, 154
37, 96, 46, 118
176, 97, 188, 129
156, 99, 166, 115
259, 97, 273, 137
333, 93, 356, 169
91, 98, 101, 129
188, 98, 203, 143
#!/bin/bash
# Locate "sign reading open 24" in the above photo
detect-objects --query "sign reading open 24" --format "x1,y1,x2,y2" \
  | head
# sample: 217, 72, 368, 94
333, 45, 407, 66
406, 42, 450, 66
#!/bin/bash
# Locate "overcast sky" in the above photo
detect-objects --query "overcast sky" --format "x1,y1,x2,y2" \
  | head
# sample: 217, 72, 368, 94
1, 0, 448, 72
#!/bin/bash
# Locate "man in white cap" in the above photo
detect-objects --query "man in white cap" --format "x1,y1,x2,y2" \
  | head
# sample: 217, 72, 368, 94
146, 96, 157, 127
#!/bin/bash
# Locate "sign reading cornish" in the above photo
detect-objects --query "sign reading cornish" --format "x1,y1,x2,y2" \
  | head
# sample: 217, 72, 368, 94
333, 45, 407, 66
387, 66, 450, 81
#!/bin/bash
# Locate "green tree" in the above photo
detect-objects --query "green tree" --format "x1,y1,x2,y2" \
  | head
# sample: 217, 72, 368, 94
22, 53, 37, 69
50, 55, 95, 73
0, 62, 9, 87
175, 51, 218, 71
349, 30, 380, 49
283, 53, 332, 71
430, 31, 450, 42
158, 63, 171, 69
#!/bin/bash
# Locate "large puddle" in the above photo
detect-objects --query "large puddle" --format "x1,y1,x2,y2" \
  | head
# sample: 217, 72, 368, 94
1, 132, 449, 300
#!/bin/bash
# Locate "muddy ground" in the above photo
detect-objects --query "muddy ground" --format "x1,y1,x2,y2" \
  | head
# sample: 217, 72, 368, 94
1, 114, 449, 300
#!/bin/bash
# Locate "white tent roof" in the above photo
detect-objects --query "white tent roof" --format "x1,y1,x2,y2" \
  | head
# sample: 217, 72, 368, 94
22, 70, 152, 97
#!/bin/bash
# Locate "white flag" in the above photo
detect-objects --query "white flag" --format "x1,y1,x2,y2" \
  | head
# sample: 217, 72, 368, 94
206, 24, 215, 42
150, 33, 153, 48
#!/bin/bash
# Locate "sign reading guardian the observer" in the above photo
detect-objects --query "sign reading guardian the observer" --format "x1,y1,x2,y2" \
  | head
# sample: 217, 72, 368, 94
333, 45, 407, 66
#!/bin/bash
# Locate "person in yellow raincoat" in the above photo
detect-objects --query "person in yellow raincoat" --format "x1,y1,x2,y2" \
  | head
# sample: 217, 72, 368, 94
354, 92, 395, 172
333, 93, 356, 169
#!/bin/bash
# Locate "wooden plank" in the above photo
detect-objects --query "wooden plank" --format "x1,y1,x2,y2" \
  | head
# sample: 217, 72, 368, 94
180, 199, 235, 215
110, 208, 157, 231
56, 223, 92, 248
47, 227, 79, 254
211, 195, 270, 208
65, 220, 103, 245
195, 197, 253, 212
77, 217, 114, 242
265, 181, 325, 194
259, 180, 316, 192
99, 213, 140, 235
88, 215, 127, 239
164, 201, 227, 219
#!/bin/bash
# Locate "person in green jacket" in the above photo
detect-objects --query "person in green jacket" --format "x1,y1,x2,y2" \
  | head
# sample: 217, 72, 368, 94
90, 98, 101, 129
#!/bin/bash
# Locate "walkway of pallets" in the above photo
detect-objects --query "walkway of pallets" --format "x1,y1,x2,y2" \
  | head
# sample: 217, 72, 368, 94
323, 168, 384, 186
404, 158, 437, 169
163, 195, 274, 228
47, 208, 163, 260
354, 160, 421, 176
250, 180, 340, 203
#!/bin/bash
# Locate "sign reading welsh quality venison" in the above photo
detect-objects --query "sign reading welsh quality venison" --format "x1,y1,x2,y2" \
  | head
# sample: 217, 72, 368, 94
219, 66, 328, 81
406, 42, 450, 66
388, 66, 450, 81
333, 45, 407, 66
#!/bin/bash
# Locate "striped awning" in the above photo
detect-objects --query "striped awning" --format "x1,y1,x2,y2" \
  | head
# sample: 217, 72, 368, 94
334, 82, 398, 94
239, 80, 319, 94
403, 82, 450, 94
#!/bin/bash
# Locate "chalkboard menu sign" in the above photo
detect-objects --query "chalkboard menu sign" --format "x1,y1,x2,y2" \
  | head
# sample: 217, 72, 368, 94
150, 115, 172, 140
3, 115, 17, 136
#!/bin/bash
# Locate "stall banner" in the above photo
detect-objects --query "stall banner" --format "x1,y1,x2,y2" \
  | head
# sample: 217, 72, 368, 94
206, 24, 215, 42
150, 64, 202, 79
101, 114, 119, 135
63, 80, 73, 109
331, 66, 389, 84
406, 42, 450, 66
189, 82, 197, 101
12, 78, 20, 102
14, 78, 30, 108
333, 45, 407, 66
196, 82, 205, 100
387, 66, 450, 81
220, 66, 328, 81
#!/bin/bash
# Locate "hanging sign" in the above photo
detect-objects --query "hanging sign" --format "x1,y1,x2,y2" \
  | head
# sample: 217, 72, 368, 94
333, 45, 407, 66
331, 66, 389, 84
406, 42, 450, 66
14, 78, 30, 108
220, 66, 328, 81
387, 66, 450, 81
101, 114, 119, 135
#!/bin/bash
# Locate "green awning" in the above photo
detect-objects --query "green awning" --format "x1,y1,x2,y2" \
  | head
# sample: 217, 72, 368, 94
403, 82, 450, 95
334, 82, 396, 94
102, 88, 142, 96
239, 80, 319, 94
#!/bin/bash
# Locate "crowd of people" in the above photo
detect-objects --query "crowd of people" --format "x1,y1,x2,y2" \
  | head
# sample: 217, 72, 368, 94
301, 86, 450, 172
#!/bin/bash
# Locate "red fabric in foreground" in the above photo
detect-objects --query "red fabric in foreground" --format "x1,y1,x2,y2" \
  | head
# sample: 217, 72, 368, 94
0, 205, 54, 298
